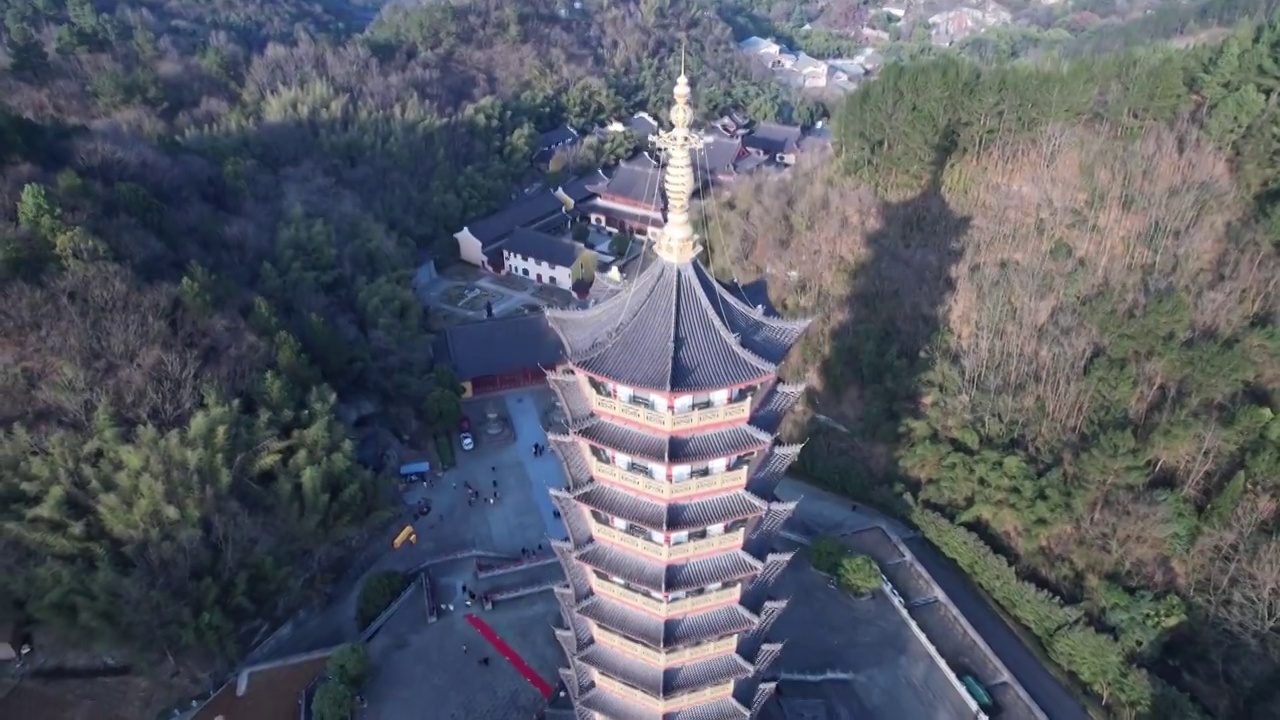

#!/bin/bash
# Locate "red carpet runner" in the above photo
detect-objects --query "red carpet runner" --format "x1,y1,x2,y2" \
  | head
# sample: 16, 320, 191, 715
465, 613, 554, 699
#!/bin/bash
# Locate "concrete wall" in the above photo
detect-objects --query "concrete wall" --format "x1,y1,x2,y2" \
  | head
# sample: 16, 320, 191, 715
455, 228, 486, 267
504, 252, 573, 288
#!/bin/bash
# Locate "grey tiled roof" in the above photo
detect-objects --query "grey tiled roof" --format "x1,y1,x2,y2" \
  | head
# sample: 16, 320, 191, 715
582, 197, 664, 229
578, 688, 750, 720
569, 481, 768, 531
689, 264, 811, 366
546, 260, 790, 393
440, 313, 564, 379
743, 123, 802, 156
589, 156, 663, 207
750, 383, 805, 435
670, 699, 751, 720
747, 444, 802, 497
578, 643, 754, 697
699, 137, 744, 177
546, 373, 595, 428
547, 436, 593, 488
575, 416, 772, 463
578, 596, 757, 649
504, 227, 583, 269
463, 172, 602, 246
579, 688, 646, 719
540, 126, 580, 150
576, 543, 763, 593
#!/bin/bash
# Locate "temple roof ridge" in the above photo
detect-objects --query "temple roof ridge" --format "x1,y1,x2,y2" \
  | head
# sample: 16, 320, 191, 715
545, 260, 793, 393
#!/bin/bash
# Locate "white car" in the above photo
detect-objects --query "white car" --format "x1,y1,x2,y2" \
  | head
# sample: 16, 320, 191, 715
460, 432, 475, 451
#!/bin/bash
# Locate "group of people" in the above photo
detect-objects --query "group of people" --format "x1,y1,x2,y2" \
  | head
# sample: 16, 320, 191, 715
463, 478, 500, 507
532, 442, 546, 457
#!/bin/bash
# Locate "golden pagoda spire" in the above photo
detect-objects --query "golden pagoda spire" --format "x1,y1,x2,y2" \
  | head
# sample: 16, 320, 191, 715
652, 58, 705, 264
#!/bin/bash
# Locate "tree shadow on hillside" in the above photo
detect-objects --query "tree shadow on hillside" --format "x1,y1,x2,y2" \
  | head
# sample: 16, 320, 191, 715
803, 142, 969, 511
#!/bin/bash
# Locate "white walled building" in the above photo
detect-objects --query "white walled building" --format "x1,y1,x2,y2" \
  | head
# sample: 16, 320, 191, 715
502, 228, 583, 288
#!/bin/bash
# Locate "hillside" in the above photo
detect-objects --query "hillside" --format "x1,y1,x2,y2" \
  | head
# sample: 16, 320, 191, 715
0, 0, 820, 714
710, 33, 1279, 720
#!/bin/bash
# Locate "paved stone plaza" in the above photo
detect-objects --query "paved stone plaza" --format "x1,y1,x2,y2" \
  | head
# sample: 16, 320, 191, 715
768, 557, 974, 720
363, 585, 564, 720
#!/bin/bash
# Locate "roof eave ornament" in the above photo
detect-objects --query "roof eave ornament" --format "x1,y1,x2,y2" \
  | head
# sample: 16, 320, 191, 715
653, 55, 705, 265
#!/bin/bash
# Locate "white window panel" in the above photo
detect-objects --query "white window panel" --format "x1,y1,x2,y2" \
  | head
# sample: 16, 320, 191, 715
710, 389, 729, 406
674, 395, 693, 412
617, 385, 634, 402
707, 523, 726, 536
614, 453, 631, 470
610, 516, 628, 530
649, 530, 664, 543
671, 531, 689, 545
672, 465, 692, 482
708, 457, 728, 474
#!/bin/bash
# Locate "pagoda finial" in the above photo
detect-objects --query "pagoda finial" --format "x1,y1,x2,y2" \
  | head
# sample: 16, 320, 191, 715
652, 61, 704, 264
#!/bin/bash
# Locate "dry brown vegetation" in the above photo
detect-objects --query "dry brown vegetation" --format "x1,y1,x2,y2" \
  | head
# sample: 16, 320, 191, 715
710, 114, 1278, 715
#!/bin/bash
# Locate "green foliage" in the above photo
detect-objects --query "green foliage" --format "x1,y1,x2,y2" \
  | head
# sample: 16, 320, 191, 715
911, 510, 1203, 717
836, 554, 882, 597
571, 250, 597, 284
608, 231, 635, 258
311, 678, 356, 720
355, 571, 411, 631
809, 535, 846, 575
328, 642, 371, 688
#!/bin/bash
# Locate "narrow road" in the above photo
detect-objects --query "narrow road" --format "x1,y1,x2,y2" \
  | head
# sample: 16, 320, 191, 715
777, 477, 1090, 720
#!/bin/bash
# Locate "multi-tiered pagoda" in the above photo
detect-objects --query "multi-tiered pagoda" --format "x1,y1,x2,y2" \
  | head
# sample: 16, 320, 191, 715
543, 70, 812, 720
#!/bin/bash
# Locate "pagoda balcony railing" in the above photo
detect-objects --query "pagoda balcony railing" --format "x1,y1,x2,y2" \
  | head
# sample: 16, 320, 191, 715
592, 625, 739, 667
590, 520, 747, 562
590, 576, 741, 617
589, 392, 752, 432
588, 455, 748, 500
593, 674, 735, 710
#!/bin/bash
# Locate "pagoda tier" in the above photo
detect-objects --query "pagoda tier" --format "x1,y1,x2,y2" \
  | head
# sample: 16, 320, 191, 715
545, 259, 810, 394
543, 70, 810, 720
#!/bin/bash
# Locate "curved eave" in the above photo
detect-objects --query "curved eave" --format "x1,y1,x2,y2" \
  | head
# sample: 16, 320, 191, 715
574, 416, 774, 465
562, 481, 769, 534
575, 542, 764, 594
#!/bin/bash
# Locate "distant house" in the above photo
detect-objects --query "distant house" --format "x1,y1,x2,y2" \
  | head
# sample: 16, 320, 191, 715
702, 135, 749, 182
605, 112, 659, 140
534, 126, 579, 163
434, 314, 565, 396
582, 155, 666, 239
503, 228, 583, 288
738, 36, 783, 55
790, 53, 831, 88
453, 172, 602, 271
744, 122, 803, 165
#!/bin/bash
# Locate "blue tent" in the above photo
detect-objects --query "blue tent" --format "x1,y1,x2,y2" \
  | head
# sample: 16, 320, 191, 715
399, 461, 431, 476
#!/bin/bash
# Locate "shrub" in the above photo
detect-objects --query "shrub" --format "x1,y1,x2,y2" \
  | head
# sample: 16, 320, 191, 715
809, 535, 846, 575
311, 678, 356, 720
356, 570, 410, 630
328, 643, 371, 688
837, 554, 882, 597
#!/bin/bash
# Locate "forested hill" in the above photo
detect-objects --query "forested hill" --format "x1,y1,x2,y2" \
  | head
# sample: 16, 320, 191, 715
0, 0, 814, 714
712, 21, 1280, 720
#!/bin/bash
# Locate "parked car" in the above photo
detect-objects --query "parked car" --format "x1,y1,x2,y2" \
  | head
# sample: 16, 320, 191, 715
460, 432, 475, 451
